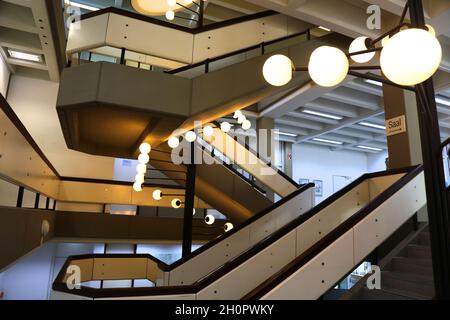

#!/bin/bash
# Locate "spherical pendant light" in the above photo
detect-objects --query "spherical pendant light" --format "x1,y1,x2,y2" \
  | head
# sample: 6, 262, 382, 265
203, 125, 214, 137
136, 163, 147, 174
426, 24, 436, 37
193, 208, 196, 216
263, 54, 293, 87
135, 174, 145, 184
349, 37, 376, 63
237, 115, 246, 124
185, 131, 197, 143
308, 46, 349, 87
168, 137, 180, 149
172, 198, 182, 209
224, 222, 234, 232
242, 119, 251, 130
221, 122, 232, 133
205, 214, 215, 225
139, 143, 151, 154
133, 182, 142, 192
233, 110, 243, 119
380, 28, 442, 86
153, 190, 163, 201
165, 10, 175, 20
138, 153, 150, 164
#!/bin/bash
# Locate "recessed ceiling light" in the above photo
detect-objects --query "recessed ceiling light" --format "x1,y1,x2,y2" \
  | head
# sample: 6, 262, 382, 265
318, 26, 331, 32
7, 49, 42, 63
359, 122, 386, 130
364, 79, 383, 87
312, 138, 343, 145
357, 145, 383, 152
302, 109, 343, 120
69, 1, 100, 11
275, 131, 297, 137
436, 97, 450, 107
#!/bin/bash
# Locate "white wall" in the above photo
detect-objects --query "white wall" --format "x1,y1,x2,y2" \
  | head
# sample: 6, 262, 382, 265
0, 54, 10, 97
6, 76, 115, 179
292, 144, 370, 203
367, 151, 388, 173
0, 244, 56, 300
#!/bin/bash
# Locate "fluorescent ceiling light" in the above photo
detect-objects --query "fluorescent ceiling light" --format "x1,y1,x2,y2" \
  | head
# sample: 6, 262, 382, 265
312, 138, 343, 145
69, 1, 100, 11
359, 122, 386, 130
364, 79, 383, 87
7, 49, 42, 63
357, 145, 383, 152
318, 26, 331, 32
302, 109, 343, 120
275, 131, 297, 137
436, 97, 450, 107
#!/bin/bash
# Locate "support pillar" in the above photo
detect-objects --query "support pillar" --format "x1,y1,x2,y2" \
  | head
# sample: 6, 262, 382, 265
283, 142, 293, 178
257, 117, 275, 200
182, 143, 196, 257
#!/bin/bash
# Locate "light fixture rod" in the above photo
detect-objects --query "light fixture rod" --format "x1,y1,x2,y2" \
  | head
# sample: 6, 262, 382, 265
176, 2, 199, 15
348, 71, 416, 92
399, 2, 410, 24
346, 47, 382, 57
349, 65, 381, 70
370, 22, 411, 46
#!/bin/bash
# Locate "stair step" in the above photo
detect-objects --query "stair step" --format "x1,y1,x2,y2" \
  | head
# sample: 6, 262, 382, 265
357, 288, 415, 300
390, 257, 433, 277
406, 244, 432, 259
381, 271, 435, 298
418, 233, 431, 246
379, 287, 432, 300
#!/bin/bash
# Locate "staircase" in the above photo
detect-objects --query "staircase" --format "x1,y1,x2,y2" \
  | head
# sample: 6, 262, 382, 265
342, 225, 434, 300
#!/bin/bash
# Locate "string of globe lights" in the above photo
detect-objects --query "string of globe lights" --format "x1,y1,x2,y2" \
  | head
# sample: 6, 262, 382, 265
261, 6, 441, 92
132, 139, 235, 231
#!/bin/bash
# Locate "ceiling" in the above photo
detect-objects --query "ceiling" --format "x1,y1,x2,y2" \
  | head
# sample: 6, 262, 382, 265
0, 0, 63, 81
244, 0, 450, 154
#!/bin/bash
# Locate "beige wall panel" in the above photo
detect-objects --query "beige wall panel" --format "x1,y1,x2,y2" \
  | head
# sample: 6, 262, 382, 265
0, 109, 60, 198
197, 230, 296, 300
262, 230, 354, 300
92, 257, 148, 280
55, 202, 104, 213
146, 261, 160, 282
106, 14, 194, 64
62, 259, 94, 283
353, 173, 426, 263
368, 173, 405, 200
66, 13, 109, 53
0, 178, 18, 207
58, 181, 131, 204
169, 228, 249, 286
296, 182, 369, 255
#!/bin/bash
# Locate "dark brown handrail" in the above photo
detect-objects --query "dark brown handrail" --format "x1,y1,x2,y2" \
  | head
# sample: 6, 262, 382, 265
166, 29, 311, 75
78, 6, 278, 34
52, 166, 422, 299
